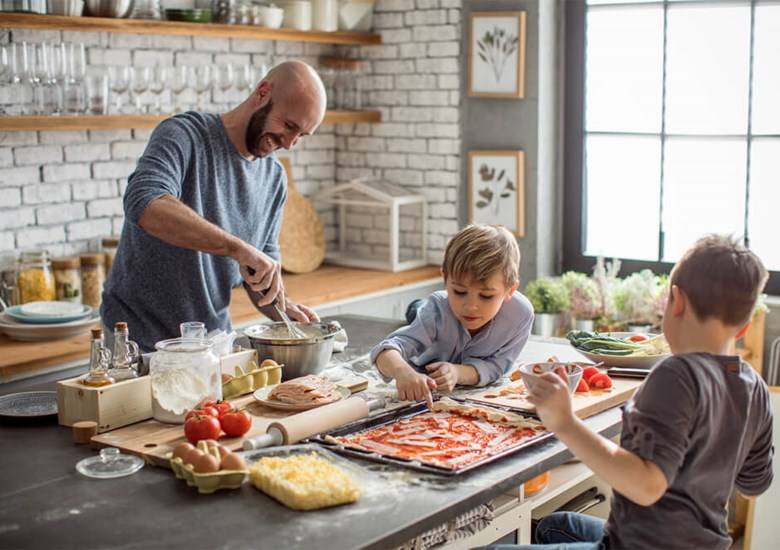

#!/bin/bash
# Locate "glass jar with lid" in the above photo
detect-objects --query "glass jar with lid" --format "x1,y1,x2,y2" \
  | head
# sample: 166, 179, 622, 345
80, 253, 106, 309
52, 257, 82, 303
17, 250, 56, 304
149, 338, 222, 424
101, 237, 119, 274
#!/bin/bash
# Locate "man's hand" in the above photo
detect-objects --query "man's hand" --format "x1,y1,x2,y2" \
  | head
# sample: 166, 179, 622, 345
425, 362, 459, 393
396, 369, 437, 408
525, 367, 576, 433
285, 301, 319, 323
234, 245, 283, 309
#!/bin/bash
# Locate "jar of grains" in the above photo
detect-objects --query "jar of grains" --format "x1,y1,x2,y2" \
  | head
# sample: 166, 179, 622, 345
52, 257, 82, 303
101, 237, 119, 274
17, 250, 56, 304
80, 253, 106, 309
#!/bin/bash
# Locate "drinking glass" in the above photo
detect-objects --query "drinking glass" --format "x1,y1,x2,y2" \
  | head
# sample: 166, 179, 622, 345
35, 43, 61, 115
0, 46, 14, 115
8, 43, 35, 115
233, 64, 254, 95
214, 63, 233, 109
85, 70, 109, 115
62, 43, 86, 115
180, 321, 206, 339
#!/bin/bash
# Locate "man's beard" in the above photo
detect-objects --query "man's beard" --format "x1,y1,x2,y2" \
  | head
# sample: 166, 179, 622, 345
245, 100, 282, 157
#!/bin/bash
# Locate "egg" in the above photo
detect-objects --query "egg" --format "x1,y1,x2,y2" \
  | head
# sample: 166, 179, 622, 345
194, 453, 220, 474
221, 452, 247, 471
185, 448, 204, 466
216, 445, 231, 459
173, 442, 195, 461
260, 359, 279, 368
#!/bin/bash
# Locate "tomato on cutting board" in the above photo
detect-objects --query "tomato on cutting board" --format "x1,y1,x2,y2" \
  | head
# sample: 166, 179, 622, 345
575, 378, 590, 393
184, 414, 222, 444
582, 366, 600, 384
589, 373, 613, 390
220, 410, 252, 438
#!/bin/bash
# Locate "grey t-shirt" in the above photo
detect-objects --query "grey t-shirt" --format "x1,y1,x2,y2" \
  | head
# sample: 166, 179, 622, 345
101, 112, 287, 351
605, 353, 773, 550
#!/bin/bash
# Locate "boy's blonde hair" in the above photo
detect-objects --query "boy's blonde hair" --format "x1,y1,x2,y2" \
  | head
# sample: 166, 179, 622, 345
442, 224, 520, 287
671, 234, 768, 327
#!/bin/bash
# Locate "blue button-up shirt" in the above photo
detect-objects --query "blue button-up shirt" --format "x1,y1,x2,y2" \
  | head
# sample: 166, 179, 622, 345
370, 290, 535, 386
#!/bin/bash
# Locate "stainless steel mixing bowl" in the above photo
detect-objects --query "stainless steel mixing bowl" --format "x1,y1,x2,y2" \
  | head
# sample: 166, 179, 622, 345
85, 0, 133, 18
244, 321, 340, 381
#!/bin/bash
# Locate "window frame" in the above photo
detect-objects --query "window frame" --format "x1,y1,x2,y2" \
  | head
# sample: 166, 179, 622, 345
562, 0, 780, 295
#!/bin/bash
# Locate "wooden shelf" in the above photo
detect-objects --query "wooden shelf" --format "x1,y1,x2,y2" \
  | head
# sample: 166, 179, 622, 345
0, 13, 381, 46
0, 110, 381, 131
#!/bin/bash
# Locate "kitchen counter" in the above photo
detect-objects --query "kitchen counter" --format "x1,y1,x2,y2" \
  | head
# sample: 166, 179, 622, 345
0, 264, 440, 384
0, 315, 623, 550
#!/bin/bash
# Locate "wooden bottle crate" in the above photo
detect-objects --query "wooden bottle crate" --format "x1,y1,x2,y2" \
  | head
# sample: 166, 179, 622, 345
57, 376, 153, 433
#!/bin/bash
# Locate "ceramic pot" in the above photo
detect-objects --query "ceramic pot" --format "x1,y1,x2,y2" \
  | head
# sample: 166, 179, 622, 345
533, 313, 560, 338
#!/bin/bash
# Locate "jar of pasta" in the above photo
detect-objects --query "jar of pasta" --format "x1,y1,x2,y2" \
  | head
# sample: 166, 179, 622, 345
80, 254, 106, 309
52, 257, 82, 303
101, 237, 119, 274
17, 250, 56, 304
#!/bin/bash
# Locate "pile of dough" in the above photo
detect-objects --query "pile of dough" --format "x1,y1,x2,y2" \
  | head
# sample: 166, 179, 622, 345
249, 453, 361, 511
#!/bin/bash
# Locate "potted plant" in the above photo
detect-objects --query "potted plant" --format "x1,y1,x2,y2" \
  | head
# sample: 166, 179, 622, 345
525, 277, 569, 337
561, 271, 601, 332
612, 270, 669, 332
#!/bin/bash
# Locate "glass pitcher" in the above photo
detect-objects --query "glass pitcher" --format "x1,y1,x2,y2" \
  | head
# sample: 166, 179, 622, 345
149, 338, 221, 424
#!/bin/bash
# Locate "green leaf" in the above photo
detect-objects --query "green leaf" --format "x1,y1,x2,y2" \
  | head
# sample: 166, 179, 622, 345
478, 52, 488, 63
505, 179, 516, 191
497, 169, 505, 181
478, 188, 494, 201
476, 200, 488, 209
500, 192, 511, 198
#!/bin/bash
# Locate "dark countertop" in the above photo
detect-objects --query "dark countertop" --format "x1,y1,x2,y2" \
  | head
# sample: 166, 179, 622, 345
0, 315, 622, 550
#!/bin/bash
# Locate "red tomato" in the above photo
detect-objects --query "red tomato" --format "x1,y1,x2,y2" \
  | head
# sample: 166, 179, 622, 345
589, 373, 613, 390
185, 406, 218, 421
575, 378, 590, 393
203, 400, 236, 417
184, 414, 222, 444
627, 334, 648, 342
582, 366, 600, 384
220, 410, 252, 437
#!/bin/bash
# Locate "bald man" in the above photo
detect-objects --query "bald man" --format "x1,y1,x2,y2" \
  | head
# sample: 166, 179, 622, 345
102, 61, 326, 351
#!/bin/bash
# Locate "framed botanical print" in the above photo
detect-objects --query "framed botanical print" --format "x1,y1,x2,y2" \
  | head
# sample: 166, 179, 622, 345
468, 150, 525, 236
468, 11, 526, 98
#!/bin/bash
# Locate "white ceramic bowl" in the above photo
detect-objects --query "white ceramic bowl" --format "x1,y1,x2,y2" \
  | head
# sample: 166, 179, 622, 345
518, 362, 583, 394
259, 5, 284, 28
573, 332, 670, 369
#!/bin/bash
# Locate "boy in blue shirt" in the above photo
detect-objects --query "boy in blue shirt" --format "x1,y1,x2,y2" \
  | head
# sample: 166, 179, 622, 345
370, 224, 534, 407
516, 235, 773, 550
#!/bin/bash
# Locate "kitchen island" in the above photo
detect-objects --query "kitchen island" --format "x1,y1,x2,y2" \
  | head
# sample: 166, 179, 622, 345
0, 315, 622, 549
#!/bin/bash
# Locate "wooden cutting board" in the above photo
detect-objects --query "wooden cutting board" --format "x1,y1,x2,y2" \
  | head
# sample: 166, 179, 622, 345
278, 157, 326, 274
91, 377, 370, 468
466, 376, 643, 419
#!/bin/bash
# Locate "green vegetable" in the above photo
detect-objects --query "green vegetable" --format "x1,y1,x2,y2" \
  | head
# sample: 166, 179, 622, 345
525, 278, 569, 314
566, 330, 642, 354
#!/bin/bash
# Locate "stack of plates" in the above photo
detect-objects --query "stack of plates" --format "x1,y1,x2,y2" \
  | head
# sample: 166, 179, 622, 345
165, 8, 211, 22
0, 301, 99, 342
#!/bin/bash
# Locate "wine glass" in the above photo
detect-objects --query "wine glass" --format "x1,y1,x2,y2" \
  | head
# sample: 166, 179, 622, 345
129, 66, 151, 113
8, 42, 35, 115
108, 66, 130, 114
189, 65, 211, 112
148, 66, 166, 114
35, 43, 61, 115
169, 65, 188, 113
62, 42, 86, 115
233, 64, 254, 96
214, 64, 233, 109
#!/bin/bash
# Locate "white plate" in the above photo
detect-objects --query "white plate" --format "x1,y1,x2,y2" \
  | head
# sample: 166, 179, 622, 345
0, 312, 100, 342
19, 301, 86, 317
253, 385, 350, 411
573, 332, 670, 369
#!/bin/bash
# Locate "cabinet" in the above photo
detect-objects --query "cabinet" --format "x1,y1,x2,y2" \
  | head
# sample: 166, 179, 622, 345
314, 280, 443, 321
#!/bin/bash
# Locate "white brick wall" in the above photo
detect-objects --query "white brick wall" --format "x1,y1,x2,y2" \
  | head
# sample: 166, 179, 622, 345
1, 1, 462, 267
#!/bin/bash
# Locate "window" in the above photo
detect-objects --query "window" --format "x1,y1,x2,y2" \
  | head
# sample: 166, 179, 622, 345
563, 0, 780, 294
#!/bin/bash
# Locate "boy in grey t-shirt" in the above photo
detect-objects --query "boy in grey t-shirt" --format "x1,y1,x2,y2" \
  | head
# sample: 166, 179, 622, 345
515, 235, 773, 550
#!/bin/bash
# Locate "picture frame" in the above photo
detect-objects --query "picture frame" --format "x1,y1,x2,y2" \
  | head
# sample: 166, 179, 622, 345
468, 11, 526, 98
467, 150, 525, 237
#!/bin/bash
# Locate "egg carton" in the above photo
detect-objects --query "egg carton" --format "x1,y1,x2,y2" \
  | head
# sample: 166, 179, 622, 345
222, 360, 283, 400
169, 456, 248, 494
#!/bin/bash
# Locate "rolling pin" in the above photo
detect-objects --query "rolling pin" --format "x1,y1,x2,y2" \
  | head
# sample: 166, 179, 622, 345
243, 396, 385, 450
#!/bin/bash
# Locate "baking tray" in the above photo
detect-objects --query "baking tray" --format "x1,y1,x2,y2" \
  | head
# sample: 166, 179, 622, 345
310, 402, 554, 476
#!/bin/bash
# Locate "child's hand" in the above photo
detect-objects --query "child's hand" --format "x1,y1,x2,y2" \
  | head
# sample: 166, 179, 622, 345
525, 367, 576, 433
425, 362, 459, 393
396, 370, 437, 408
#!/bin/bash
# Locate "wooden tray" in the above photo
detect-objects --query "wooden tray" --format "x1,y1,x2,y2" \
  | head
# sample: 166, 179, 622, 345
466, 376, 643, 419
